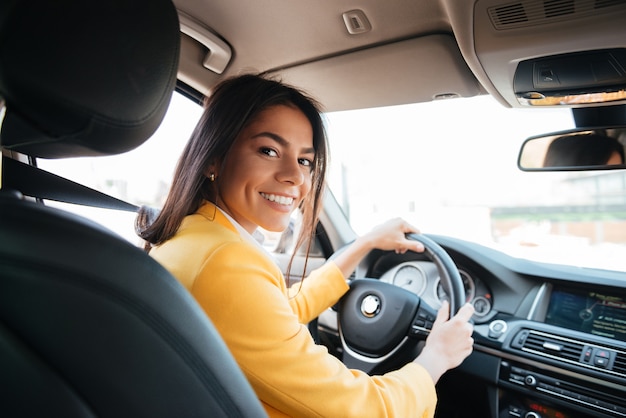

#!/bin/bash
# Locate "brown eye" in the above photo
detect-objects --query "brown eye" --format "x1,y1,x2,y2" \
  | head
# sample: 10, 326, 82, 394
260, 147, 278, 157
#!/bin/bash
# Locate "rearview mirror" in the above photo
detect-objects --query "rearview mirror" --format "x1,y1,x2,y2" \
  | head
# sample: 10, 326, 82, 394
518, 128, 626, 171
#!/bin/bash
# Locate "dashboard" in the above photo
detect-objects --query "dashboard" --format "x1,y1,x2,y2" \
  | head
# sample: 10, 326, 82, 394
320, 234, 626, 418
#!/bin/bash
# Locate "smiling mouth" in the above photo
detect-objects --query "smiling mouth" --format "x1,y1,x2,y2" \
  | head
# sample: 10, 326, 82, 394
260, 192, 294, 206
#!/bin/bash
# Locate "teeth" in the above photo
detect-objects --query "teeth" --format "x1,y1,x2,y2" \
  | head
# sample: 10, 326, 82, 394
261, 193, 294, 206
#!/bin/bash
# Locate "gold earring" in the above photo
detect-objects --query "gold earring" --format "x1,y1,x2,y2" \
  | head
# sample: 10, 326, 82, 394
209, 173, 216, 182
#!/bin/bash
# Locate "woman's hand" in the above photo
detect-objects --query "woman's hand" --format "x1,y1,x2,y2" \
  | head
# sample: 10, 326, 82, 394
331, 218, 424, 278
413, 301, 475, 383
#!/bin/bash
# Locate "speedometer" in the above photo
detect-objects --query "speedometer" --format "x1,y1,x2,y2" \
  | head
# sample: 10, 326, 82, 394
392, 264, 426, 295
435, 269, 475, 303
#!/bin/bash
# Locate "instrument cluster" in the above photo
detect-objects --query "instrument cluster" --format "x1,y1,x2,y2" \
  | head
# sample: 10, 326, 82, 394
379, 261, 492, 318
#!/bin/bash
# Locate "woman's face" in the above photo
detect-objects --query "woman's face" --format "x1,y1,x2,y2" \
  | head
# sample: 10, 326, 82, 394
606, 150, 624, 165
214, 104, 315, 234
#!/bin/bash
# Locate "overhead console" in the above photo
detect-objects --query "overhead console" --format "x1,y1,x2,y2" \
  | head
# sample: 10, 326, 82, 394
472, 0, 626, 108
513, 49, 626, 106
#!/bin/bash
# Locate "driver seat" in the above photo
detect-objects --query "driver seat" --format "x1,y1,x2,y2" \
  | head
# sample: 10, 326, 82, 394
0, 0, 266, 416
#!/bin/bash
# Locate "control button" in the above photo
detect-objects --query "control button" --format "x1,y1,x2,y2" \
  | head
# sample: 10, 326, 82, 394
524, 412, 541, 418
511, 330, 528, 348
488, 319, 507, 339
511, 366, 525, 374
508, 405, 523, 417
594, 356, 609, 367
524, 375, 537, 387
509, 373, 525, 384
583, 346, 593, 362
597, 349, 610, 358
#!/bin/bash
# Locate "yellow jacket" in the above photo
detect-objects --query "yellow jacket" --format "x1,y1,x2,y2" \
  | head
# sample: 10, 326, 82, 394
150, 201, 437, 417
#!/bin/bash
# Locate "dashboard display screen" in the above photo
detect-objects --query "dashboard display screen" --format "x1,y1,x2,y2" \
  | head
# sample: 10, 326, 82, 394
545, 287, 626, 342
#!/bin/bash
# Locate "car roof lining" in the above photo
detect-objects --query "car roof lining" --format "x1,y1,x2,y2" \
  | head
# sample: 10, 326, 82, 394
175, 0, 626, 111
179, 31, 485, 112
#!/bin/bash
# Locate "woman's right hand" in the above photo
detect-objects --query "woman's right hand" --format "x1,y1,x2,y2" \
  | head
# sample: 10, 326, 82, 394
413, 301, 474, 383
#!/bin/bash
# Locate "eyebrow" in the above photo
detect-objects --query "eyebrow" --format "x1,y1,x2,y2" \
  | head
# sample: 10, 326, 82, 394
253, 131, 315, 155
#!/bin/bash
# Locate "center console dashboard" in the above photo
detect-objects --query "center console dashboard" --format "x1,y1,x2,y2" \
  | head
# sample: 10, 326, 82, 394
473, 282, 626, 418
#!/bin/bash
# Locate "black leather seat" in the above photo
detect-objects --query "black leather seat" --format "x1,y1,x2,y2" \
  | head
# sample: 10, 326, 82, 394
0, 0, 267, 416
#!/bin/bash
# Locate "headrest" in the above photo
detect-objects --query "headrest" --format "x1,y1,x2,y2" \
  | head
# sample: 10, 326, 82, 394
0, 0, 180, 158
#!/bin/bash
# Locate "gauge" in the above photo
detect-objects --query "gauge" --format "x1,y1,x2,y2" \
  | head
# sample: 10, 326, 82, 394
472, 296, 492, 317
392, 264, 426, 295
436, 270, 475, 303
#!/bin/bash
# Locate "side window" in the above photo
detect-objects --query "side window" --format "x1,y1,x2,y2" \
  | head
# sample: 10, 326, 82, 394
259, 209, 326, 284
259, 210, 301, 254
37, 92, 204, 245
259, 210, 324, 257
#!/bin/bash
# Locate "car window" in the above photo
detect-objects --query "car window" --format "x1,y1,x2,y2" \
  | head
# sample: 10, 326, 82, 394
39, 92, 626, 272
38, 92, 203, 244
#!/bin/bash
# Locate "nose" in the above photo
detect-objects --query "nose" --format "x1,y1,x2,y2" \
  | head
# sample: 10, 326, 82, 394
276, 157, 305, 185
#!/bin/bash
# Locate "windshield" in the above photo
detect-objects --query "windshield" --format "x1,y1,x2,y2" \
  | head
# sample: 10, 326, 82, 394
38, 92, 626, 272
324, 96, 626, 272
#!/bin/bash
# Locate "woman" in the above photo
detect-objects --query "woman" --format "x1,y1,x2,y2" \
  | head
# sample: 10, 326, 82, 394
136, 74, 474, 417
543, 132, 625, 167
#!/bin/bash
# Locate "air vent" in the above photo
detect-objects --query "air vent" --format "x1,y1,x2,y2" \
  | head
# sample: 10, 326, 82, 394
613, 352, 626, 375
514, 330, 626, 377
488, 0, 626, 30
544, 0, 575, 18
522, 331, 584, 362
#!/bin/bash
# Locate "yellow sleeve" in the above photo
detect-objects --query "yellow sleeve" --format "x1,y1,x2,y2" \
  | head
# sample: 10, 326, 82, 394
190, 240, 438, 418
287, 261, 349, 324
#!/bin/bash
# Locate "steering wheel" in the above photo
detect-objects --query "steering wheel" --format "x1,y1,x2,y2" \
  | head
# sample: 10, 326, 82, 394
337, 234, 465, 374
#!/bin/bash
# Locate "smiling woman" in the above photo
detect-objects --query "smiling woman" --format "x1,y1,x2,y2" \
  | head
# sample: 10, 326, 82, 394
128, 73, 474, 417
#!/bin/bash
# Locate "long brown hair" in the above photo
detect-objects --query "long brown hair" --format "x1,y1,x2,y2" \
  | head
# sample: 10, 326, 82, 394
136, 73, 328, 275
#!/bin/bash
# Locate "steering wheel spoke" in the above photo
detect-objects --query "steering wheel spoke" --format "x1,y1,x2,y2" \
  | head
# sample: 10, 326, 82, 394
408, 301, 438, 339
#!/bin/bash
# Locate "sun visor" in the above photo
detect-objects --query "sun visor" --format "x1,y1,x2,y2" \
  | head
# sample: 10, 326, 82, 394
274, 35, 482, 112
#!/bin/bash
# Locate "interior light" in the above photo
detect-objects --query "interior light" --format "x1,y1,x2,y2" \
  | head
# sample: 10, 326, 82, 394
517, 89, 626, 106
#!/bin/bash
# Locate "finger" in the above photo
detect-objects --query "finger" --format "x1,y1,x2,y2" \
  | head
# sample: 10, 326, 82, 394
400, 235, 424, 253
402, 220, 420, 235
434, 300, 450, 323
408, 240, 424, 253
398, 235, 424, 252
454, 303, 475, 322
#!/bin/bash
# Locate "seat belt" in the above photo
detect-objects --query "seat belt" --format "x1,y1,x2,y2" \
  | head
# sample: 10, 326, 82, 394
1, 156, 139, 212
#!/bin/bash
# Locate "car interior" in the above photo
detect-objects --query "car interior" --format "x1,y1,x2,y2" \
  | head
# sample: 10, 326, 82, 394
2, 0, 626, 417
